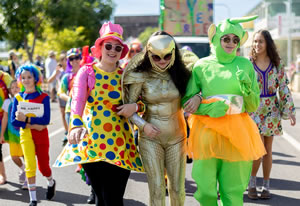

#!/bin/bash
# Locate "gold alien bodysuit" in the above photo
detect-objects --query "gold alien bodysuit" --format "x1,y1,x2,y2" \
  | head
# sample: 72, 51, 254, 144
122, 48, 197, 206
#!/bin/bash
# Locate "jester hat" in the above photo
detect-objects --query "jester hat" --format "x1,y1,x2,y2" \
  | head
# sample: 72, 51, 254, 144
208, 15, 258, 63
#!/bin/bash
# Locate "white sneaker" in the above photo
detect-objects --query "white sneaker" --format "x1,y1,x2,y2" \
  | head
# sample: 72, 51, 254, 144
19, 171, 26, 184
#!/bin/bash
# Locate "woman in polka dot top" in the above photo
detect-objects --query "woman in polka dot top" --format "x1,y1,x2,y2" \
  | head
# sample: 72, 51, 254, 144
54, 22, 143, 206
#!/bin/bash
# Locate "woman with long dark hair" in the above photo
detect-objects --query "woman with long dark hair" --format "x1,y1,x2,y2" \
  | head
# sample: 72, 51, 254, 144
121, 31, 196, 206
248, 29, 296, 199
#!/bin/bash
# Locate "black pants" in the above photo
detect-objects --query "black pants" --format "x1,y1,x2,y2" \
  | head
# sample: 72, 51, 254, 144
82, 161, 131, 206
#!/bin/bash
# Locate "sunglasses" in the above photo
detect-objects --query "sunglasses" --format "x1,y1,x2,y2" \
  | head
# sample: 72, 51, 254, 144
221, 36, 240, 44
104, 43, 123, 52
151, 53, 172, 62
130, 49, 141, 53
69, 55, 81, 61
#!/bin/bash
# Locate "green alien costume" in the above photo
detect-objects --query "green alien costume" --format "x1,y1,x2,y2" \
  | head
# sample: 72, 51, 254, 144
182, 16, 266, 206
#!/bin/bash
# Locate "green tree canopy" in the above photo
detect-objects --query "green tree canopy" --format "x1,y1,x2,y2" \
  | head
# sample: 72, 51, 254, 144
44, 0, 113, 44
0, 0, 113, 62
138, 27, 159, 46
18, 23, 88, 61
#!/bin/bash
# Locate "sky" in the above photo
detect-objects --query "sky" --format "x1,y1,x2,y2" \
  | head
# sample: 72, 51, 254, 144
113, 0, 262, 24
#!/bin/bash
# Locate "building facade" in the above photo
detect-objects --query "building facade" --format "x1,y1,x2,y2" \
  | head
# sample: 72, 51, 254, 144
114, 15, 159, 40
243, 0, 300, 66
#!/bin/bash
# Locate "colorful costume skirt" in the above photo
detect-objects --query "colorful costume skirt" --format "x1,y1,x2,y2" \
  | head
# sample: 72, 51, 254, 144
187, 111, 266, 162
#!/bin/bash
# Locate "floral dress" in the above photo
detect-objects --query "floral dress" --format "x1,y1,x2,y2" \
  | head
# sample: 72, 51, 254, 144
54, 64, 143, 172
250, 61, 296, 136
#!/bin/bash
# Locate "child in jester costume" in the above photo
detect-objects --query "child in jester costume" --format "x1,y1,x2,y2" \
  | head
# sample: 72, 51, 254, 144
182, 16, 266, 206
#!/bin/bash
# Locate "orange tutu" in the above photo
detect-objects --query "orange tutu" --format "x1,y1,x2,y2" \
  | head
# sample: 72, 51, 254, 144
187, 100, 266, 162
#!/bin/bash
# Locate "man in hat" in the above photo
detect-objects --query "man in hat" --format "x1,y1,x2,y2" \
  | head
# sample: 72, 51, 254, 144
8, 51, 20, 78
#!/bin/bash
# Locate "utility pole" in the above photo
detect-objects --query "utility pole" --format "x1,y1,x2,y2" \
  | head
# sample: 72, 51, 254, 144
285, 0, 292, 67
264, 1, 269, 28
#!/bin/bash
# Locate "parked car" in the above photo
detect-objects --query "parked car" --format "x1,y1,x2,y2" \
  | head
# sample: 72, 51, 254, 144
174, 36, 210, 58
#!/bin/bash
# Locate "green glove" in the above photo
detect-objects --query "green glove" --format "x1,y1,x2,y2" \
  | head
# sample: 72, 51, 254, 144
196, 100, 229, 118
236, 69, 251, 95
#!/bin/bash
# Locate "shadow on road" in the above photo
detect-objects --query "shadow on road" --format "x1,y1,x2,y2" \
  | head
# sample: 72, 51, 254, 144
0, 181, 89, 205
185, 178, 197, 197
125, 198, 147, 206
129, 172, 148, 183
273, 159, 300, 167
255, 177, 300, 191
0, 181, 30, 203
244, 193, 300, 205
49, 188, 88, 205
272, 151, 296, 158
244, 177, 300, 205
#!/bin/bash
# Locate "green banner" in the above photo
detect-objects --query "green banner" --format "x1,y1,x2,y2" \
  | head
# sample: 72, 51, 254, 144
160, 0, 213, 36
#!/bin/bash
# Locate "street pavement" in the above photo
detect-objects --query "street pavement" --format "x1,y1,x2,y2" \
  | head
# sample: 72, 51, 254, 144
0, 93, 300, 206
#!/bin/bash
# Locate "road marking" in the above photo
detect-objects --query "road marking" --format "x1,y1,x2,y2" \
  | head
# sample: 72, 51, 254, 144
48, 127, 65, 138
282, 130, 300, 152
3, 127, 65, 163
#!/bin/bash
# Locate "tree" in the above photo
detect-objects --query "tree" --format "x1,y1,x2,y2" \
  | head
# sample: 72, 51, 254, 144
0, 0, 113, 62
0, 0, 44, 62
18, 23, 88, 61
138, 27, 159, 46
45, 0, 113, 44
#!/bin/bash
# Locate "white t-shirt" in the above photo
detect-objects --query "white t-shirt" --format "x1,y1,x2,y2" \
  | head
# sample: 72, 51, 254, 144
45, 57, 57, 79
2, 98, 11, 113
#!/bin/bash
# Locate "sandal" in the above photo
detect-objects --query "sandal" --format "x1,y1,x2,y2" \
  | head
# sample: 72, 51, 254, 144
260, 188, 271, 199
247, 187, 258, 200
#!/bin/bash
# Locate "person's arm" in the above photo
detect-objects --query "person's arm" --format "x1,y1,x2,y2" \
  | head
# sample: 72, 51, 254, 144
71, 66, 94, 117
124, 82, 160, 137
68, 66, 94, 144
0, 99, 10, 142
9, 62, 15, 79
181, 65, 201, 106
47, 65, 61, 83
117, 102, 143, 118
125, 83, 147, 130
0, 111, 8, 143
236, 63, 260, 112
278, 64, 296, 120
57, 74, 69, 101
11, 96, 26, 128
181, 64, 229, 117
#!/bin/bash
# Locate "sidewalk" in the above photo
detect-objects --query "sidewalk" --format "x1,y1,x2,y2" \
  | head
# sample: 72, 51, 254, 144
292, 91, 300, 99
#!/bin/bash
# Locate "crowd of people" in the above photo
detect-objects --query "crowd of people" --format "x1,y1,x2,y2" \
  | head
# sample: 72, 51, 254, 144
0, 16, 297, 206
